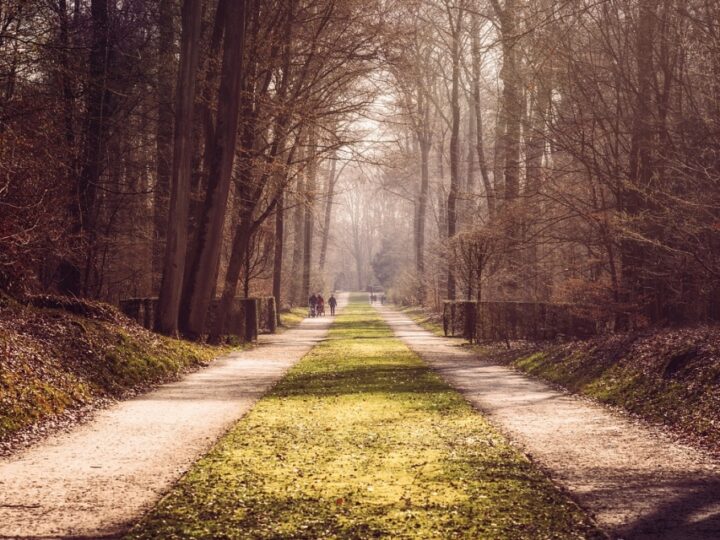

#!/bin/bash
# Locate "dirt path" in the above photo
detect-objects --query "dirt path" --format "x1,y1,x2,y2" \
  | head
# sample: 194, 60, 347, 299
378, 306, 720, 540
0, 295, 346, 540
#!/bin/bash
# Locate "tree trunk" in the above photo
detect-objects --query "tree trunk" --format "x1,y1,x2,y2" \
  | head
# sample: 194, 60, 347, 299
621, 0, 657, 323
301, 129, 318, 301
446, 4, 463, 301
289, 171, 305, 305
156, 0, 203, 335
416, 137, 430, 279
272, 191, 284, 324
471, 11, 495, 219
153, 0, 175, 293
181, 0, 249, 339
318, 153, 337, 272
73, 0, 112, 296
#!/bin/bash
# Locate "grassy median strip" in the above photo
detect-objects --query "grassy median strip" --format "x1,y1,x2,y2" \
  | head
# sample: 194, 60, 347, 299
128, 295, 601, 539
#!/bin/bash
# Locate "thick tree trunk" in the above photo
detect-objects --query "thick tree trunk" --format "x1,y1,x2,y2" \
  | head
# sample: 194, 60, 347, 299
416, 140, 430, 275
318, 154, 337, 272
156, 0, 203, 335
301, 130, 318, 301
153, 0, 175, 292
181, 0, 248, 339
621, 0, 657, 323
471, 11, 495, 219
289, 172, 305, 305
272, 191, 284, 324
72, 0, 112, 296
446, 6, 463, 301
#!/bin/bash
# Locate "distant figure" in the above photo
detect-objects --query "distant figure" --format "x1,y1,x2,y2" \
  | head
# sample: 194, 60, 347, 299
380, 294, 385, 305
309, 293, 317, 317
316, 294, 325, 316
328, 294, 338, 316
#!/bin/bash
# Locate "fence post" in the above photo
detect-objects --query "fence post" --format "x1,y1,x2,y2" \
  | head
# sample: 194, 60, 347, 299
242, 298, 259, 342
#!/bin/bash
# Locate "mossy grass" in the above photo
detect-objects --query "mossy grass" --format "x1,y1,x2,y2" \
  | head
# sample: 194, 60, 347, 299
279, 307, 311, 331
399, 305, 445, 337
0, 297, 229, 441
127, 294, 601, 539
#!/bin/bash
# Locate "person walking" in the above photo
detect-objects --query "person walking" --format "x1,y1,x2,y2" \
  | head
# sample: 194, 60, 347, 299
309, 293, 318, 317
316, 293, 325, 316
328, 294, 338, 316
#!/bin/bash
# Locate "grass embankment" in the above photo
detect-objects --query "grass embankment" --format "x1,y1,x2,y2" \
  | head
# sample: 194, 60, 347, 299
500, 328, 720, 454
405, 306, 720, 455
279, 307, 309, 330
400, 305, 445, 337
128, 295, 601, 539
0, 294, 227, 442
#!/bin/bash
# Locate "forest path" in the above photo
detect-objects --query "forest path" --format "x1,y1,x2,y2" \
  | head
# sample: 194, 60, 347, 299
378, 305, 720, 540
0, 295, 346, 540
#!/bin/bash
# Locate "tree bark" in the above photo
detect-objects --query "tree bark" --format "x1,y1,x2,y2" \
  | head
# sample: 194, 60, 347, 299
621, 0, 657, 323
289, 165, 305, 305
301, 129, 318, 301
181, 0, 249, 339
72, 0, 112, 296
153, 0, 175, 292
471, 10, 495, 219
272, 191, 284, 324
446, 2, 463, 301
318, 152, 337, 272
156, 0, 203, 335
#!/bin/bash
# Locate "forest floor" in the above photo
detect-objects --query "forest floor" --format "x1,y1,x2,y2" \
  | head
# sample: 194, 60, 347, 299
0, 294, 232, 456
0, 296, 346, 539
382, 306, 720, 539
127, 296, 600, 540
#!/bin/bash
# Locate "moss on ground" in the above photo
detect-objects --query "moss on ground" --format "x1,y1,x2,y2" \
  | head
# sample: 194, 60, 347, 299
0, 295, 228, 441
127, 295, 601, 540
400, 305, 445, 337
404, 305, 720, 455
507, 336, 720, 453
279, 307, 309, 331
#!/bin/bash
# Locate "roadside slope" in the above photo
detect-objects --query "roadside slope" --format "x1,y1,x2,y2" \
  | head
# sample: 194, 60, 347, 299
0, 295, 346, 539
380, 305, 720, 540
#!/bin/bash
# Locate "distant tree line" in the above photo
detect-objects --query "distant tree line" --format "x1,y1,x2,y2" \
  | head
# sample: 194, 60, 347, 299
375, 0, 720, 328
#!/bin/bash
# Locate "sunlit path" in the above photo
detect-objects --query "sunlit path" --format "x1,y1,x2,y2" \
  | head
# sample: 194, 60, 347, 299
0, 295, 347, 539
378, 305, 720, 540
128, 294, 599, 539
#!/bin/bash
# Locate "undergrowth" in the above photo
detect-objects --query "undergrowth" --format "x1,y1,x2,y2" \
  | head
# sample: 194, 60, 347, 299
128, 295, 601, 539
503, 329, 720, 454
279, 307, 310, 331
0, 294, 227, 442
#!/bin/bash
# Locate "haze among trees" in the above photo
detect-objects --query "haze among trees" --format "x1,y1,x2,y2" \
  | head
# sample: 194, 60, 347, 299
2, 0, 719, 337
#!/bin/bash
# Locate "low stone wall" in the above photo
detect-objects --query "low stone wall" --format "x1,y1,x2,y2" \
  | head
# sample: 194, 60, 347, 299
120, 296, 277, 341
207, 298, 259, 342
443, 301, 597, 342
257, 297, 277, 335
119, 298, 158, 330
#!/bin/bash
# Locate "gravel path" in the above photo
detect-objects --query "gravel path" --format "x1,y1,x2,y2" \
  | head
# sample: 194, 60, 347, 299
0, 295, 346, 539
379, 306, 720, 540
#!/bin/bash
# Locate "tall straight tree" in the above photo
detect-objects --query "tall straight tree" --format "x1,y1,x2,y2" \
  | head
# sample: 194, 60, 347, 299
156, 0, 203, 335
445, 0, 464, 301
301, 128, 318, 302
153, 0, 175, 291
470, 9, 494, 219
181, 0, 249, 339
319, 151, 340, 272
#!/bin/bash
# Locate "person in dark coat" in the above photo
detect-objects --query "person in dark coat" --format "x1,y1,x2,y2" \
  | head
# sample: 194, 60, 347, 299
328, 294, 338, 316
309, 293, 318, 317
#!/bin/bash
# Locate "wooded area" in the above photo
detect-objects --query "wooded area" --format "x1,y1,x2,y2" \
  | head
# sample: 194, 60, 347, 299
1, 0, 719, 339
